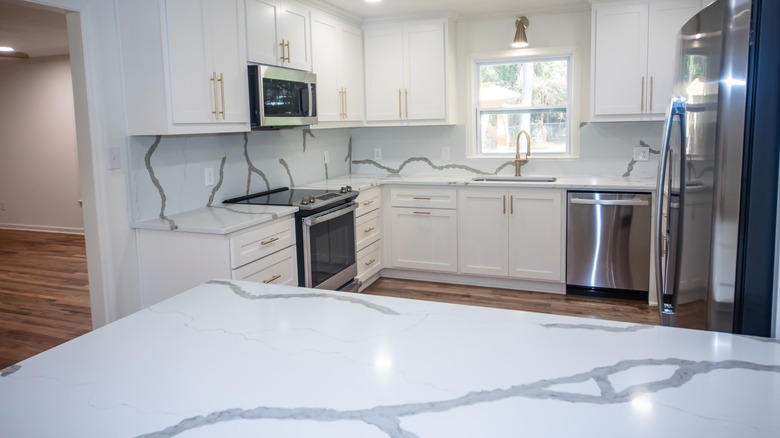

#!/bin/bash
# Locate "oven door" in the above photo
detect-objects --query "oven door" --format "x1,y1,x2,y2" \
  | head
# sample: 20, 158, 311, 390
301, 202, 358, 290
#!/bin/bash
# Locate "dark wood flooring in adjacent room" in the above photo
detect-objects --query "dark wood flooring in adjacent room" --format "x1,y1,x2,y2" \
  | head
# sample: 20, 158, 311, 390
0, 230, 91, 369
362, 277, 660, 325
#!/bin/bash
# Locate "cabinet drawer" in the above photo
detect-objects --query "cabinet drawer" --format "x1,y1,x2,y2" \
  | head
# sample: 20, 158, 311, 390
357, 240, 382, 280
356, 209, 381, 251
390, 187, 456, 209
229, 218, 295, 269
355, 187, 381, 217
232, 245, 298, 285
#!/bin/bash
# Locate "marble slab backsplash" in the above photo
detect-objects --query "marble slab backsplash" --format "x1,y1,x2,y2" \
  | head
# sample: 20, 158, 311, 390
349, 122, 664, 180
128, 128, 352, 223
129, 122, 663, 223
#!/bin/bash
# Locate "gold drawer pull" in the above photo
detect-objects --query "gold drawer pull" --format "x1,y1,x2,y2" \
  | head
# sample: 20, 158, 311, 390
364, 227, 376, 233
362, 200, 375, 206
413, 211, 431, 215
412, 196, 431, 200
261, 237, 280, 245
364, 259, 376, 266
263, 274, 282, 284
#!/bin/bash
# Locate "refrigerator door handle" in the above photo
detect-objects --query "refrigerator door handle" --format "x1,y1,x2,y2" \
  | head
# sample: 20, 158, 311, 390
655, 97, 687, 325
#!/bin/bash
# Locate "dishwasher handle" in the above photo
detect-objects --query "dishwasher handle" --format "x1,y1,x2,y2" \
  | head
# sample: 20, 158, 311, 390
569, 198, 649, 207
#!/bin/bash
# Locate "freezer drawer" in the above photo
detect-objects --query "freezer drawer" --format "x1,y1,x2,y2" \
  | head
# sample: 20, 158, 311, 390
566, 191, 651, 298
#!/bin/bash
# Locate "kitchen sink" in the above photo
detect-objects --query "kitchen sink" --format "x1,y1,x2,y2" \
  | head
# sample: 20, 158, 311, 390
471, 176, 558, 183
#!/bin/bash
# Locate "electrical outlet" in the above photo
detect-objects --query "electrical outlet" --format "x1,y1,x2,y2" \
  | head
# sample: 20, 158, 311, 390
633, 146, 650, 161
324, 151, 330, 164
374, 148, 382, 161
107, 147, 121, 170
205, 167, 215, 187
442, 147, 450, 161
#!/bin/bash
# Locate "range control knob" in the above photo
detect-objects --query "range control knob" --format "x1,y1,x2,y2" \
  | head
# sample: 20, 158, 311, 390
300, 196, 316, 205
340, 186, 353, 193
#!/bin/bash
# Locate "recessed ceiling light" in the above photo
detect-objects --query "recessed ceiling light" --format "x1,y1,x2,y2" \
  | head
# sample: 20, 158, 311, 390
364, 0, 382, 3
0, 46, 16, 52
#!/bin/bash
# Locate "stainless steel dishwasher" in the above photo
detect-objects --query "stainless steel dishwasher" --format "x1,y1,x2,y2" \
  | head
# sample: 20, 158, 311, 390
566, 191, 652, 300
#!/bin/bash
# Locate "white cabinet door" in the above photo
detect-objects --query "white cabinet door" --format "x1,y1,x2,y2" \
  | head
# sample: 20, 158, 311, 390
390, 207, 457, 272
119, 0, 249, 134
246, 0, 282, 65
280, 1, 311, 71
365, 21, 448, 123
245, 0, 310, 70
405, 22, 446, 120
592, 3, 648, 117
647, 1, 701, 114
233, 245, 298, 285
508, 189, 563, 282
311, 13, 364, 123
364, 27, 405, 121
458, 190, 509, 276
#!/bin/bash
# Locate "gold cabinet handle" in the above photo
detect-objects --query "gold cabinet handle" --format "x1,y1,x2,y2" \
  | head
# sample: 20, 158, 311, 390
641, 76, 645, 113
284, 41, 290, 62
404, 88, 409, 118
398, 89, 402, 119
503, 195, 506, 215
210, 72, 218, 117
412, 196, 431, 200
279, 40, 286, 62
510, 196, 514, 215
263, 274, 282, 284
344, 88, 348, 118
218, 72, 225, 120
261, 237, 280, 245
649, 76, 654, 112
340, 88, 345, 118
362, 200, 375, 206
413, 211, 431, 215
364, 259, 376, 266
364, 227, 375, 233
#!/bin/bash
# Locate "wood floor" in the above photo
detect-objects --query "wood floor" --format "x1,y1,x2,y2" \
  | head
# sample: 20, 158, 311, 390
0, 230, 91, 369
0, 229, 660, 369
362, 277, 660, 325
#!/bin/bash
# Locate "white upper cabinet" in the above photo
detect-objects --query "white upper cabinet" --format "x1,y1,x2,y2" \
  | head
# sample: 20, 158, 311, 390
311, 11, 364, 124
363, 18, 455, 125
246, 0, 311, 71
591, 0, 699, 121
118, 0, 249, 135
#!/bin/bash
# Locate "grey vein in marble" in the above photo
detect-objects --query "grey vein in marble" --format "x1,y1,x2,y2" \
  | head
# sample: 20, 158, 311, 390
207, 280, 400, 315
352, 157, 516, 176
243, 132, 270, 194
279, 158, 294, 187
144, 136, 177, 230
207, 156, 226, 207
302, 128, 315, 153
137, 358, 780, 438
210, 205, 280, 220
345, 136, 353, 175
623, 139, 660, 177
540, 323, 654, 333
1, 364, 21, 377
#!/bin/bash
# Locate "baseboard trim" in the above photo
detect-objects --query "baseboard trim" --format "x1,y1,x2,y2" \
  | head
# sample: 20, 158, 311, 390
0, 224, 85, 235
378, 268, 566, 294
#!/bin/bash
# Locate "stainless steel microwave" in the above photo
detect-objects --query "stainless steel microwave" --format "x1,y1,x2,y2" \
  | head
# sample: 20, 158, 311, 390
248, 64, 317, 129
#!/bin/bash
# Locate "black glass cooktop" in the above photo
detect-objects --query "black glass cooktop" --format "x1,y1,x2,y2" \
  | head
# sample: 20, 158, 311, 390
223, 187, 357, 211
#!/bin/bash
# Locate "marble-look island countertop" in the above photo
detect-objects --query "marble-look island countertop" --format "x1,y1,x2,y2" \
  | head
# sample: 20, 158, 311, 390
132, 204, 298, 234
2, 281, 778, 437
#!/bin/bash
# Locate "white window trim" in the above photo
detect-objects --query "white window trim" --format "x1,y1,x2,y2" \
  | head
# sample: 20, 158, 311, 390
466, 46, 581, 159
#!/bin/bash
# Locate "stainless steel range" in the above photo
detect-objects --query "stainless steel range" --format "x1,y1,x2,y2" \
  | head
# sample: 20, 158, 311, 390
224, 186, 360, 291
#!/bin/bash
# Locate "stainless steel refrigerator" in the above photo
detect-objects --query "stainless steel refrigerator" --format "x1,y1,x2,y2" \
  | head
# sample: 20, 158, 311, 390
656, 0, 779, 336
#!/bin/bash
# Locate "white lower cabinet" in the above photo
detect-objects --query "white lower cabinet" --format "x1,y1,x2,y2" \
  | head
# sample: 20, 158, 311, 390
355, 187, 383, 290
389, 187, 457, 273
459, 188, 563, 282
137, 217, 297, 306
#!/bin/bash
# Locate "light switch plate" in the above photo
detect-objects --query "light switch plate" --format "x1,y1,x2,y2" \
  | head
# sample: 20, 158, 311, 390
205, 167, 215, 187
107, 147, 121, 170
374, 148, 382, 161
442, 147, 450, 161
324, 151, 330, 164
633, 146, 650, 161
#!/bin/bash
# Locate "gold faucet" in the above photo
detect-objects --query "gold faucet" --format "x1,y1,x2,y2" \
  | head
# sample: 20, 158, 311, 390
514, 130, 531, 176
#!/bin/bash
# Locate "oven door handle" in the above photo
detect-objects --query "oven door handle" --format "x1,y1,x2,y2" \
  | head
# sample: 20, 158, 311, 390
303, 202, 357, 227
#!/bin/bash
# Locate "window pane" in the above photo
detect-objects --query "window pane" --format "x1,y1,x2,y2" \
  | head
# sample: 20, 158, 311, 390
479, 110, 568, 154
478, 59, 568, 108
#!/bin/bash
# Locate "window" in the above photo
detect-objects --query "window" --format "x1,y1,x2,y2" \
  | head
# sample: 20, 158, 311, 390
471, 49, 577, 158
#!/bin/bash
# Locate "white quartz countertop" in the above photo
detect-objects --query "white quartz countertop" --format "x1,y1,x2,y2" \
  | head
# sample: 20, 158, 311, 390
2, 280, 778, 437
301, 173, 657, 192
132, 204, 298, 235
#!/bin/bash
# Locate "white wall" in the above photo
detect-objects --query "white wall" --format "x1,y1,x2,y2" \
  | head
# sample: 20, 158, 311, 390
0, 55, 83, 233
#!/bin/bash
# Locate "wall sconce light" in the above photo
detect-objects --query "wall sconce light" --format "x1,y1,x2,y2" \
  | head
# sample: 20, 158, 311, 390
512, 17, 530, 48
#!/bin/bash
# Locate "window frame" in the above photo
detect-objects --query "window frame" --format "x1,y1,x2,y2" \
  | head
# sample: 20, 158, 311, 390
467, 46, 581, 159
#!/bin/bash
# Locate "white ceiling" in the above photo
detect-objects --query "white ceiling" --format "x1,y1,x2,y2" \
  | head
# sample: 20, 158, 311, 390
0, 0, 68, 60
0, 0, 594, 63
